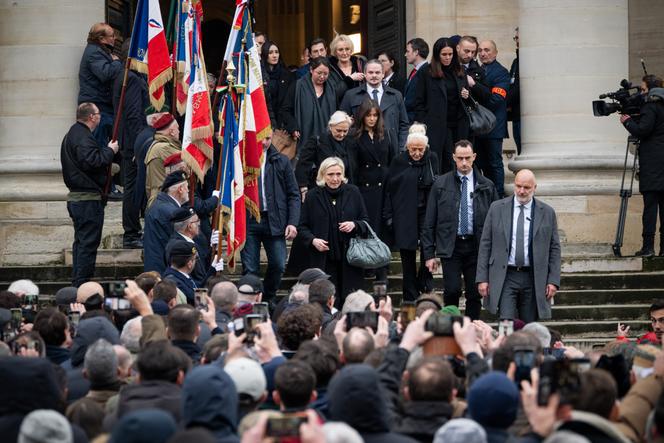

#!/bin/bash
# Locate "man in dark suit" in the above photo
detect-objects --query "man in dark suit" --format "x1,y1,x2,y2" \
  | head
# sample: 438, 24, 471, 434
143, 171, 189, 273
422, 140, 499, 320
476, 169, 561, 323
339, 59, 410, 153
475, 40, 510, 198
403, 38, 429, 123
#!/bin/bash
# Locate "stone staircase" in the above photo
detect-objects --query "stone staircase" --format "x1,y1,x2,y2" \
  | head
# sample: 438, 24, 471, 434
2, 239, 664, 349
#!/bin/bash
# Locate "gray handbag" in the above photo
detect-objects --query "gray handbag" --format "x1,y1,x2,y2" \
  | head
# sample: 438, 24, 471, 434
464, 95, 497, 135
346, 221, 392, 269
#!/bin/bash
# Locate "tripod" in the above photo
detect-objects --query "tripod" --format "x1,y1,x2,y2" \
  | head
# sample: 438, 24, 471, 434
613, 135, 640, 257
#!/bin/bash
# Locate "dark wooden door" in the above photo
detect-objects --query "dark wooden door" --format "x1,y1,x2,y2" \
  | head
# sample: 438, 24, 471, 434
367, 0, 406, 77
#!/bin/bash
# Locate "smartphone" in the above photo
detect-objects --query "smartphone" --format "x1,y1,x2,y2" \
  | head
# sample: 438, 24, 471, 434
10, 308, 22, 329
346, 311, 379, 332
498, 319, 514, 336
194, 289, 208, 310
400, 302, 417, 330
513, 346, 536, 387
233, 318, 245, 337
244, 314, 263, 344
23, 294, 37, 310
104, 297, 131, 311
108, 282, 127, 298
252, 302, 269, 321
266, 413, 307, 438
69, 311, 81, 327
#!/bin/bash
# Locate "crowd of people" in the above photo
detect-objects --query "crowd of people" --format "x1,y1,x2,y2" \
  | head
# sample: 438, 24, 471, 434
3, 275, 664, 443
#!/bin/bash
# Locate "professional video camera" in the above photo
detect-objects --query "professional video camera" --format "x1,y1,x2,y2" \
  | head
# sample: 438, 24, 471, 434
593, 79, 643, 118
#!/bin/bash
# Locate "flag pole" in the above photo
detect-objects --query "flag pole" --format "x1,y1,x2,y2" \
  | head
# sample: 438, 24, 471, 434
103, 55, 132, 201
170, 0, 179, 114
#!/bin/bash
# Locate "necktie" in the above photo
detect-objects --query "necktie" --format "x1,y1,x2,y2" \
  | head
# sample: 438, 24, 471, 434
515, 204, 525, 266
372, 89, 379, 105
408, 68, 417, 81
459, 176, 469, 235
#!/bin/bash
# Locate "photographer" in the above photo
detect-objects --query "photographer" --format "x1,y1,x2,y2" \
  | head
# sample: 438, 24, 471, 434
620, 78, 664, 256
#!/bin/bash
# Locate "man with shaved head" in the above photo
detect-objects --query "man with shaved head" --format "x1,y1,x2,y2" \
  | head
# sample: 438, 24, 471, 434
475, 39, 510, 198
476, 170, 561, 323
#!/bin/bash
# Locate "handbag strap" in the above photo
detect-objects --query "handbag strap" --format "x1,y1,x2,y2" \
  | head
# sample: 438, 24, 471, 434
358, 220, 379, 239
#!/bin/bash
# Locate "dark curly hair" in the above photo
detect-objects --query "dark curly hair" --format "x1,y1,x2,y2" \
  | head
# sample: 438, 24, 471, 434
277, 304, 323, 351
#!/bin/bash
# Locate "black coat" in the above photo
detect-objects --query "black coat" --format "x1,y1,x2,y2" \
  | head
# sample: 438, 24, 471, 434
133, 126, 156, 209
350, 131, 393, 239
78, 43, 122, 113
264, 64, 298, 132
296, 184, 369, 296
404, 62, 428, 123
385, 72, 407, 95
61, 121, 115, 193
262, 145, 301, 235
414, 64, 470, 172
143, 192, 181, 273
112, 70, 149, 156
328, 55, 366, 93
383, 151, 440, 250
295, 133, 356, 189
464, 59, 492, 106
421, 168, 499, 260
507, 52, 520, 121
623, 95, 664, 192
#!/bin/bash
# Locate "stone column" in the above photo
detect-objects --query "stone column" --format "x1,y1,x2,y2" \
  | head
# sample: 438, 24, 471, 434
509, 0, 640, 252
0, 1, 119, 265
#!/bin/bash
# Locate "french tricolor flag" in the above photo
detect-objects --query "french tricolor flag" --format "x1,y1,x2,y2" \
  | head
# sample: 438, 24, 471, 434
128, 0, 172, 111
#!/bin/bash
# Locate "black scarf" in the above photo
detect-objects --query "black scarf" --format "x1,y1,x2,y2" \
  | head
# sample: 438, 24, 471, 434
266, 64, 282, 104
323, 185, 344, 260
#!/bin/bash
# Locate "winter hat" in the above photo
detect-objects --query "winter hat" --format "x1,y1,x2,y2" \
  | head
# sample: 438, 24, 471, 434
468, 371, 519, 429
434, 418, 487, 443
18, 409, 73, 443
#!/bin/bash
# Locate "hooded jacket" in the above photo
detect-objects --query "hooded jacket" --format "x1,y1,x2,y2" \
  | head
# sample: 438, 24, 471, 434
181, 365, 240, 443
109, 408, 178, 443
0, 357, 64, 443
327, 364, 419, 443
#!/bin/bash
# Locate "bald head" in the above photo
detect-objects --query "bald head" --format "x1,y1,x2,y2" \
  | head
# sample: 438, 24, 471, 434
478, 40, 498, 64
77, 281, 105, 303
210, 281, 239, 312
342, 328, 375, 364
514, 169, 537, 204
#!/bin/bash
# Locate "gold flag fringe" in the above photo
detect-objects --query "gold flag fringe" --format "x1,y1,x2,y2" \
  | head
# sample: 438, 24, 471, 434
130, 60, 173, 112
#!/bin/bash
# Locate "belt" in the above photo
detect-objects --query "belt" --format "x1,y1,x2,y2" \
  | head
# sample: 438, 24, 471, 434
507, 265, 531, 272
457, 235, 475, 241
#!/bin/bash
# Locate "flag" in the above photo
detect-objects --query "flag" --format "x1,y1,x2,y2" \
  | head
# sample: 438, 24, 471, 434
223, 0, 271, 221
174, 0, 205, 115
128, 0, 172, 111
218, 93, 246, 270
180, 4, 214, 182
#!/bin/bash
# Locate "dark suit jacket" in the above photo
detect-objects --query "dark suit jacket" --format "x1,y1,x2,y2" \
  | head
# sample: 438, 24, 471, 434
404, 62, 428, 123
260, 145, 301, 236
143, 193, 180, 273
476, 196, 561, 319
385, 73, 406, 95
339, 85, 409, 154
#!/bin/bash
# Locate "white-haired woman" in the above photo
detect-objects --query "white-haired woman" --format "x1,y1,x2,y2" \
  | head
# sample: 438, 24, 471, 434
295, 110, 356, 201
383, 124, 439, 301
297, 156, 369, 304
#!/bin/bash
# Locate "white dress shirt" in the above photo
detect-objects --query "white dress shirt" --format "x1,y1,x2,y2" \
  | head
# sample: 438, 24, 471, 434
508, 198, 533, 266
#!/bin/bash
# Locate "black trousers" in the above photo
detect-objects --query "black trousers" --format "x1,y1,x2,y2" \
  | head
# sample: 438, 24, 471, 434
642, 191, 664, 239
498, 267, 537, 323
67, 200, 104, 287
442, 237, 482, 320
400, 248, 433, 302
122, 152, 142, 241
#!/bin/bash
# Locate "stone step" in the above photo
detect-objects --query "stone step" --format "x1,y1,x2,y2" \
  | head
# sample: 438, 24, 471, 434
536, 319, 650, 336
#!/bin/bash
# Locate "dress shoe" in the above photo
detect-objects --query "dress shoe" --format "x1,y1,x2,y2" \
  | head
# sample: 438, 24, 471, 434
635, 247, 655, 257
108, 189, 124, 201
123, 239, 143, 249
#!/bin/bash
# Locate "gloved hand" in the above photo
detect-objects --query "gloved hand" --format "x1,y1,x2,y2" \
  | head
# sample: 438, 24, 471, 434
212, 190, 221, 199
210, 229, 219, 247
211, 254, 224, 272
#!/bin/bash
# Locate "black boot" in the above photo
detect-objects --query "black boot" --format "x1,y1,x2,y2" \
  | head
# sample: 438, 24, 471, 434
636, 236, 655, 257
